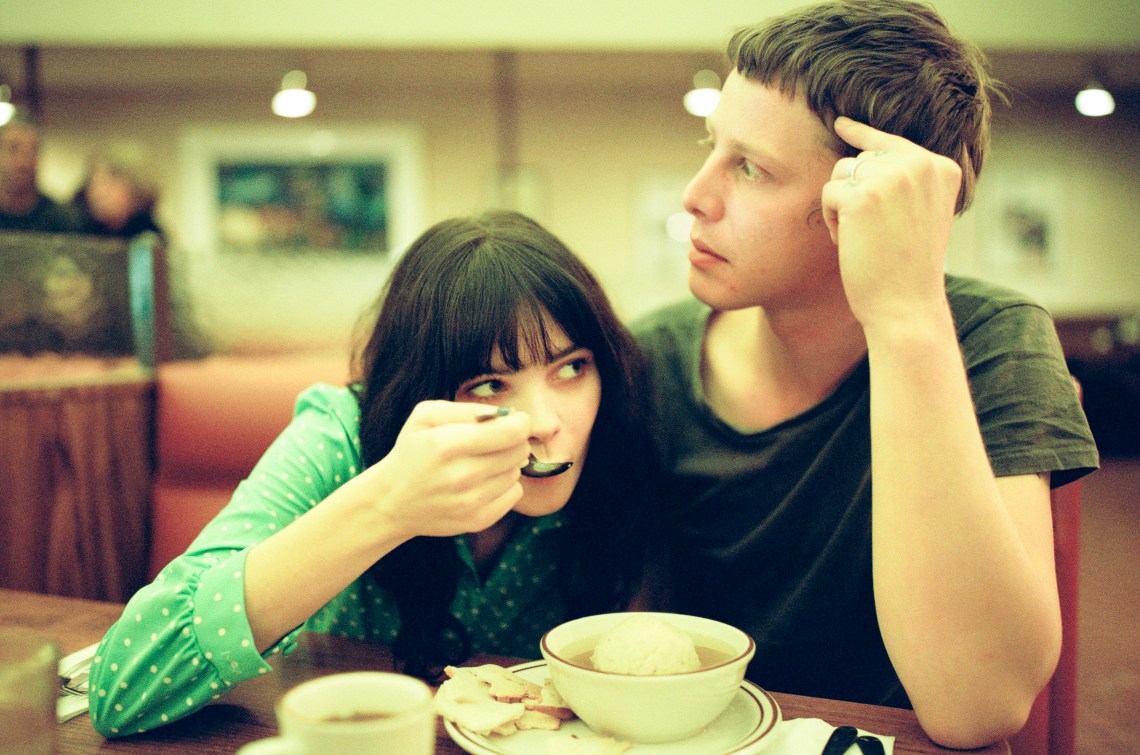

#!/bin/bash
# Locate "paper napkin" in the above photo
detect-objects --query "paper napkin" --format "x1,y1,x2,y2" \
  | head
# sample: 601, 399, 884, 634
56, 642, 99, 723
767, 717, 894, 754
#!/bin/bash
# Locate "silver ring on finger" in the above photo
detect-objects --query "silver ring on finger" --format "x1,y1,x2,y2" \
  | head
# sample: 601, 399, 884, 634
846, 156, 868, 182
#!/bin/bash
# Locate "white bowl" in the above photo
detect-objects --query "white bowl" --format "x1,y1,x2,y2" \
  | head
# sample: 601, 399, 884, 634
540, 612, 755, 744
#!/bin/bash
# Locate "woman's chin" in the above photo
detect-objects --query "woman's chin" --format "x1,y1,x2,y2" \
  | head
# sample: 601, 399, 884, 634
513, 475, 576, 517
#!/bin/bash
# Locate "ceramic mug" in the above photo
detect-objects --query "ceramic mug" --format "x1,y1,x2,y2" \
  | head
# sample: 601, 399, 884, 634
236, 671, 436, 755
0, 627, 61, 755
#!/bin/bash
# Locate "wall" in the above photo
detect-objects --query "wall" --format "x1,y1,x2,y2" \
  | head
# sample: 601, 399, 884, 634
26, 49, 1140, 355
946, 90, 1140, 318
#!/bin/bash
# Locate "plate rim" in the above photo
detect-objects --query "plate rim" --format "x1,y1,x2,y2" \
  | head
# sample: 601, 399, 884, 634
442, 660, 782, 755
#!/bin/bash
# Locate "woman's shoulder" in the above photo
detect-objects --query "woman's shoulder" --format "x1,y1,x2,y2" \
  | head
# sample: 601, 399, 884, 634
291, 383, 362, 438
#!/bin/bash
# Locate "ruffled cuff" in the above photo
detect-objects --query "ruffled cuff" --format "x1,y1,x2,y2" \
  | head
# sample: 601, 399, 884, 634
191, 548, 300, 685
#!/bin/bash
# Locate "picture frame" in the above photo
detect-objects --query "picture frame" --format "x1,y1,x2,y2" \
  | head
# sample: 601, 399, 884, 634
981, 169, 1064, 279
179, 124, 427, 259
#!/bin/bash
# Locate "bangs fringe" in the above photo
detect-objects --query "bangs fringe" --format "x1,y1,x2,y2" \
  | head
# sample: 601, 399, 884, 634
438, 245, 565, 390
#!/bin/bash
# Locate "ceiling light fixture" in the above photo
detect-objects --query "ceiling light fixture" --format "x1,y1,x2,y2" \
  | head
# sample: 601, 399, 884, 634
683, 69, 721, 117
0, 85, 15, 126
1075, 69, 1115, 117
272, 70, 316, 118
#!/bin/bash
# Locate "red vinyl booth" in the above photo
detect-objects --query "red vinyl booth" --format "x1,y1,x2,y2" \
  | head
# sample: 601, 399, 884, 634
146, 354, 349, 580
1008, 477, 1084, 755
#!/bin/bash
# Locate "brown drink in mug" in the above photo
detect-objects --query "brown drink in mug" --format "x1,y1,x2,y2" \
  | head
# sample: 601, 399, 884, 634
0, 628, 61, 755
237, 671, 435, 754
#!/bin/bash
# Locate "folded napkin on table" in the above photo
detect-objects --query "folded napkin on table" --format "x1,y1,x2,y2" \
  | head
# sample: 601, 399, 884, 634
768, 718, 893, 754
57, 642, 99, 723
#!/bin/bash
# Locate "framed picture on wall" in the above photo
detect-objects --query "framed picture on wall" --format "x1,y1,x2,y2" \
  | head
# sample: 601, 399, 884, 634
214, 160, 390, 254
981, 170, 1064, 278
179, 125, 427, 258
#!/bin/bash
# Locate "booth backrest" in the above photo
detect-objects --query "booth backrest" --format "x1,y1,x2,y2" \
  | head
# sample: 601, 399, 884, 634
146, 354, 350, 579
1009, 377, 1086, 755
1008, 477, 1083, 755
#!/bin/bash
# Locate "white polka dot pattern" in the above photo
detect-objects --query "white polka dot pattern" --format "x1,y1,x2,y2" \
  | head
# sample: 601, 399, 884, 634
87, 384, 573, 738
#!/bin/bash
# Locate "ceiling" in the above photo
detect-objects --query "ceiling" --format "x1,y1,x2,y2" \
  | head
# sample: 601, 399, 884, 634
1, 1, 1137, 101
3, 0, 1139, 51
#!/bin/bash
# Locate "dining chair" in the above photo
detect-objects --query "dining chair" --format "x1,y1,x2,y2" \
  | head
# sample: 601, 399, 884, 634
1007, 471, 1084, 755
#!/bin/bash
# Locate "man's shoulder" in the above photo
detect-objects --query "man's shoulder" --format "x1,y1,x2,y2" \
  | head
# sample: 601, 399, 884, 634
945, 274, 1049, 330
23, 193, 83, 232
630, 297, 709, 342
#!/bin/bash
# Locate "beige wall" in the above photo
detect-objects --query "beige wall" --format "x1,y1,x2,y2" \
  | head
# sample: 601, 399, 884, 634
946, 93, 1140, 319
26, 49, 1140, 355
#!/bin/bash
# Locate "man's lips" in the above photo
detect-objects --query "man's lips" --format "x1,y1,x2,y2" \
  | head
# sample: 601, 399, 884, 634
689, 237, 727, 267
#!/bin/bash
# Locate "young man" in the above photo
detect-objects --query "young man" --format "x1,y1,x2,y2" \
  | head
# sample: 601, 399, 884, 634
633, 0, 1098, 748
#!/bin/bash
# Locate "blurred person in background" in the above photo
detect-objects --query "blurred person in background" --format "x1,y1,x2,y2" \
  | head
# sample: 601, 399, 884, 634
69, 141, 164, 240
0, 108, 80, 232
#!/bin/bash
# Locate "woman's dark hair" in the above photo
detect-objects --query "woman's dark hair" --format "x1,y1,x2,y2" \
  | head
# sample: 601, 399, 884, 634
350, 210, 657, 677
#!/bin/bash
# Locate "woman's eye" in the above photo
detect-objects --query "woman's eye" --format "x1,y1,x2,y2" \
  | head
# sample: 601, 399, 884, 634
465, 379, 504, 398
556, 357, 591, 380
740, 159, 762, 179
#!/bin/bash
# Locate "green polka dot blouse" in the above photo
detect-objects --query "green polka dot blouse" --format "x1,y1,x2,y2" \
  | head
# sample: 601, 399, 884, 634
88, 384, 569, 737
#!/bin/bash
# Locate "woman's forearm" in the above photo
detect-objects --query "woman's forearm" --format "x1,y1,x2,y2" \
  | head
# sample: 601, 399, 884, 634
243, 476, 410, 651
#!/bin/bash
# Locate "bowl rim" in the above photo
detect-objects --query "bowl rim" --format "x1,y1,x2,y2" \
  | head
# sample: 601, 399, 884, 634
539, 611, 756, 677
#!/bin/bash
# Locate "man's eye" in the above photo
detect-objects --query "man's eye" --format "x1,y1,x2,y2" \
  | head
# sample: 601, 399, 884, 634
740, 160, 762, 179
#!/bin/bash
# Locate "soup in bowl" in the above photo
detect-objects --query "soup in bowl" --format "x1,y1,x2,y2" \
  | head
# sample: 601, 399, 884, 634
540, 612, 755, 743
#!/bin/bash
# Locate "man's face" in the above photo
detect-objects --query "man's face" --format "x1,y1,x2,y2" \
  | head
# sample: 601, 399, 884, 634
682, 70, 842, 311
0, 122, 40, 195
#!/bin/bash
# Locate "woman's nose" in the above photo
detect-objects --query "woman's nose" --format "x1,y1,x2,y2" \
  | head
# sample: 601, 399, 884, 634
520, 391, 560, 445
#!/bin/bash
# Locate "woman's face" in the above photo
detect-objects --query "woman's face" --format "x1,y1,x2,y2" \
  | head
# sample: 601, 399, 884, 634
85, 163, 140, 231
453, 315, 602, 518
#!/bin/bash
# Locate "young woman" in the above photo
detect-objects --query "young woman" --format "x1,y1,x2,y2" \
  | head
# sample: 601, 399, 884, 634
69, 142, 164, 240
88, 210, 659, 737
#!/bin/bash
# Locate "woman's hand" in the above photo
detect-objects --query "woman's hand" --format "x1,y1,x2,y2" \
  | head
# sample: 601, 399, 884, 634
360, 401, 533, 540
244, 400, 531, 651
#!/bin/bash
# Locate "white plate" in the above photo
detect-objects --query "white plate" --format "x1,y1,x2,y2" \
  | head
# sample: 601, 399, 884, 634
443, 660, 782, 755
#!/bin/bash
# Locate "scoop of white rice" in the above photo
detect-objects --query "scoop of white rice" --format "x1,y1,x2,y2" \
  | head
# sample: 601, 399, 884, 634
590, 615, 701, 675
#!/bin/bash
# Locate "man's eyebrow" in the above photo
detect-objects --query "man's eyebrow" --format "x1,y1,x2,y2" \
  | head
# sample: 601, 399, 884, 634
707, 120, 792, 176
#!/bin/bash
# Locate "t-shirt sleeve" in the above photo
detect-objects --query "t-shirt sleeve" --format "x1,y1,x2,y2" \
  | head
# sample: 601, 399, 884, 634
961, 302, 1099, 487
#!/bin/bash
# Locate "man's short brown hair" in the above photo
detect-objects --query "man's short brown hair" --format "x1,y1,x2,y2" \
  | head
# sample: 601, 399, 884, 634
728, 0, 1002, 212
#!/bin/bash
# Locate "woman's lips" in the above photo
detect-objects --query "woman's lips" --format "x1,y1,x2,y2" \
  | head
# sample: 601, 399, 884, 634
689, 238, 726, 268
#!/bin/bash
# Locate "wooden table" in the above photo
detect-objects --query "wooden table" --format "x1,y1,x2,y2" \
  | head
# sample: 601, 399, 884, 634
0, 589, 1009, 754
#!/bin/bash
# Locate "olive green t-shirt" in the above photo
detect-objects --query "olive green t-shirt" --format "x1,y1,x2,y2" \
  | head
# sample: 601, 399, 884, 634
631, 274, 1098, 708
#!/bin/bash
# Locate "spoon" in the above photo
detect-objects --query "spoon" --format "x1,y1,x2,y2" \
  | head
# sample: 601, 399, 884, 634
475, 410, 572, 478
521, 454, 573, 479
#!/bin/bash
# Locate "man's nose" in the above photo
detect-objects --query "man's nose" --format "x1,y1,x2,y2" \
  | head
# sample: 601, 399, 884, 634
682, 158, 723, 222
